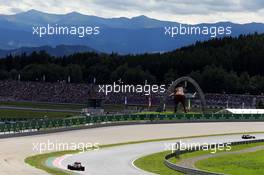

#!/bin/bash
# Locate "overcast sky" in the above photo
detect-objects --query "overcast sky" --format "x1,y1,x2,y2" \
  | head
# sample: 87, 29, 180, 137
0, 0, 264, 24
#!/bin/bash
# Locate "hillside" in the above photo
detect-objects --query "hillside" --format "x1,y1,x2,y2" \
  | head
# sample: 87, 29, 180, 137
0, 45, 97, 57
0, 33, 263, 94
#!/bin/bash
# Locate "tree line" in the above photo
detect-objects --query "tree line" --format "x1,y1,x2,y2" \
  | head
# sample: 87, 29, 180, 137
0, 33, 264, 94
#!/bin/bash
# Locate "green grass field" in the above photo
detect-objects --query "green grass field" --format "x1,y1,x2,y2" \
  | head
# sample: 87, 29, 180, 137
136, 111, 175, 115
0, 101, 84, 110
134, 151, 183, 175
134, 142, 264, 175
196, 149, 264, 175
0, 100, 219, 120
0, 101, 80, 119
133, 148, 213, 175
0, 109, 76, 119
136, 111, 203, 115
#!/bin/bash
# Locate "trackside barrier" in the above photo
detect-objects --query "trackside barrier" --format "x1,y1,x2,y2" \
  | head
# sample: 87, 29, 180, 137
0, 113, 263, 135
164, 139, 264, 175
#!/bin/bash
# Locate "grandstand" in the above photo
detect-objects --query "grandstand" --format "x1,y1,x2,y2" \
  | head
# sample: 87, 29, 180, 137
0, 80, 263, 111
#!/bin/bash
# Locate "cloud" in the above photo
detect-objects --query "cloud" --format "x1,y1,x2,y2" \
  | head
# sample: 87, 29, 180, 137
91, 0, 262, 14
0, 0, 264, 23
240, 0, 264, 11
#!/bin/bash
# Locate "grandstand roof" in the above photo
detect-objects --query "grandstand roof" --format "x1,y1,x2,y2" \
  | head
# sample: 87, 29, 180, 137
220, 108, 264, 114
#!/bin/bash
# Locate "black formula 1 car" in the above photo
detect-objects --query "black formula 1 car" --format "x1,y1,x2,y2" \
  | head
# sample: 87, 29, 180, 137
67, 162, 85, 171
242, 134, 256, 139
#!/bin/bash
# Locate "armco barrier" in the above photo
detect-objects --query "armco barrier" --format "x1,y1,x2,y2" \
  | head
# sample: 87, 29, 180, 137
164, 139, 264, 175
0, 113, 264, 138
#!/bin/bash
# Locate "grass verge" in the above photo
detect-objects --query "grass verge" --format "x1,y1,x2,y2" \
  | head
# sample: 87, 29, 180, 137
25, 150, 77, 175
196, 146, 264, 175
134, 141, 264, 175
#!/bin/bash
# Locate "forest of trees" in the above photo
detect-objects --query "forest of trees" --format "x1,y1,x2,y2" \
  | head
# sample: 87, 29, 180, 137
0, 33, 264, 94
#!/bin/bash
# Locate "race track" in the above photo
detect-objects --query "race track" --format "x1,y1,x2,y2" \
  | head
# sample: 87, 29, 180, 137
1, 122, 264, 175
57, 133, 264, 175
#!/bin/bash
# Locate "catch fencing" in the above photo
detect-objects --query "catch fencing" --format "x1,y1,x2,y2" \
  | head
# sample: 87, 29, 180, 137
0, 113, 263, 135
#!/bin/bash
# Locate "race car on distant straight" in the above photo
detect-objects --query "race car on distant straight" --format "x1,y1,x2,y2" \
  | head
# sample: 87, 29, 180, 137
67, 162, 85, 171
242, 134, 256, 139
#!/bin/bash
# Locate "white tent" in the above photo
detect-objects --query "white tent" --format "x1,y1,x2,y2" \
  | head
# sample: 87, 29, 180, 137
218, 108, 264, 114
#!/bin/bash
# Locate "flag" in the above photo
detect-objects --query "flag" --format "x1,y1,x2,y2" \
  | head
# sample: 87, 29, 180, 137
124, 96, 127, 105
148, 96, 152, 107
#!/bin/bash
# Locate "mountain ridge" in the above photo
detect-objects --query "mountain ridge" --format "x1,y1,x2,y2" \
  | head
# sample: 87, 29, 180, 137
0, 10, 264, 54
0, 45, 97, 58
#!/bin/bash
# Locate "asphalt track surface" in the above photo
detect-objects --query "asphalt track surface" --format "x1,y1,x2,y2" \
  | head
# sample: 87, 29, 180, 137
1, 122, 264, 175
57, 133, 264, 175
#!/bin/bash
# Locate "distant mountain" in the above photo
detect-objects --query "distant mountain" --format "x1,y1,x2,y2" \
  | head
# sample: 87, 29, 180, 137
0, 45, 97, 58
0, 10, 176, 29
0, 10, 264, 54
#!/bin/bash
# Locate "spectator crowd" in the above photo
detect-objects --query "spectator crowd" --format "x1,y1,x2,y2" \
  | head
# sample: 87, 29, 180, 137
0, 80, 263, 109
